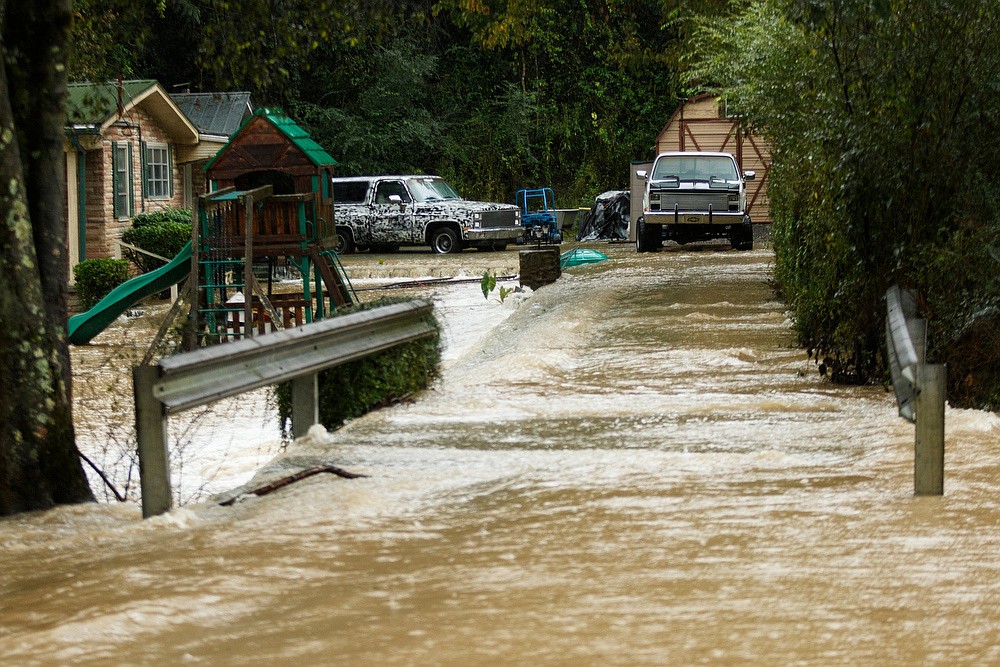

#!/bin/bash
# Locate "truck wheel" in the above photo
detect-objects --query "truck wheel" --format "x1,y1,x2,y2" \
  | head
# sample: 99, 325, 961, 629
430, 227, 461, 254
333, 228, 355, 254
636, 218, 658, 253
731, 225, 753, 251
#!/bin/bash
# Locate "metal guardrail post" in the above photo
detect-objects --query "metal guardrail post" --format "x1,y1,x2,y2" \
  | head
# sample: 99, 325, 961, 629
133, 364, 173, 518
885, 285, 946, 495
291, 373, 319, 439
915, 364, 946, 495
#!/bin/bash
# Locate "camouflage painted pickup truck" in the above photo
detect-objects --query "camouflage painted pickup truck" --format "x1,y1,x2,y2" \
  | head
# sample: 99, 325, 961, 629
331, 175, 522, 254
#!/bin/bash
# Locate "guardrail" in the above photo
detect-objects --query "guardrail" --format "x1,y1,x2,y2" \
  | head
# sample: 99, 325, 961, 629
133, 299, 436, 518
885, 286, 945, 495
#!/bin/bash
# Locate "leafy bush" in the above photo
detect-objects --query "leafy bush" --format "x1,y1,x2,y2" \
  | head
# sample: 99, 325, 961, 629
121, 209, 192, 274
911, 222, 1000, 409
276, 298, 442, 435
73, 258, 131, 310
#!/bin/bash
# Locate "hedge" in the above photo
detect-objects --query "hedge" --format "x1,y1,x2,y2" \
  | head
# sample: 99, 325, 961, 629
275, 298, 442, 436
73, 258, 131, 310
121, 209, 192, 274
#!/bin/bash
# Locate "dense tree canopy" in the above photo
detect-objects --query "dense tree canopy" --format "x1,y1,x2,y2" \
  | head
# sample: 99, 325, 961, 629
68, 0, 727, 204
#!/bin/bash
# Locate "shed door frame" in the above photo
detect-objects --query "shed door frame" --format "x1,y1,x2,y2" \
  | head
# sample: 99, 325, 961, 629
677, 114, 771, 222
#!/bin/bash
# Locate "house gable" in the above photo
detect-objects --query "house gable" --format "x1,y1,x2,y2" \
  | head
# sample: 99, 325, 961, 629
68, 80, 198, 148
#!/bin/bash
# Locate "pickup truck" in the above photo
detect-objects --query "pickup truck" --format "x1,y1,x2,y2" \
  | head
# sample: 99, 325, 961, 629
635, 151, 755, 252
330, 175, 522, 254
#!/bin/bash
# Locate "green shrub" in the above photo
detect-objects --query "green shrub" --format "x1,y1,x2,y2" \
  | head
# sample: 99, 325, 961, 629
73, 258, 132, 309
129, 208, 193, 229
276, 298, 442, 436
911, 221, 1000, 409
122, 208, 192, 274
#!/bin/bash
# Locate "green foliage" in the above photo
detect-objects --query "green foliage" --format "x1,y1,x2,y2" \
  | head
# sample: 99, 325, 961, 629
276, 298, 442, 435
911, 223, 1000, 410
73, 258, 131, 310
692, 0, 1000, 404
290, 3, 686, 206
121, 209, 192, 274
481, 271, 512, 303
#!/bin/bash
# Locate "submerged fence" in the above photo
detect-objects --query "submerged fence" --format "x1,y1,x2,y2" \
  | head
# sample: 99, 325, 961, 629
885, 286, 946, 495
133, 300, 436, 518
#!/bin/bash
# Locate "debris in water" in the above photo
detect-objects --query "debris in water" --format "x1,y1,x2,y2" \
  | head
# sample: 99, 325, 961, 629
219, 464, 368, 506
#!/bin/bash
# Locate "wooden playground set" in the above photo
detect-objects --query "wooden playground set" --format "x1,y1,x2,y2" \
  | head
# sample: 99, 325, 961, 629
68, 108, 358, 355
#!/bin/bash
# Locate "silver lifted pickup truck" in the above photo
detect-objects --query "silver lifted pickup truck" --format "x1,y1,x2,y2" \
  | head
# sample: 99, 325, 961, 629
635, 151, 755, 252
331, 175, 522, 254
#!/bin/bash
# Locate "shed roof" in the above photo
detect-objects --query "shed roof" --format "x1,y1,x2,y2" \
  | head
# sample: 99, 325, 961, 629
171, 91, 253, 138
254, 107, 337, 167
204, 107, 336, 173
66, 79, 198, 144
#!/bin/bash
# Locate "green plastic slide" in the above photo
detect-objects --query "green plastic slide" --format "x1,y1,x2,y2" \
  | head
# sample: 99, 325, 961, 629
68, 241, 192, 345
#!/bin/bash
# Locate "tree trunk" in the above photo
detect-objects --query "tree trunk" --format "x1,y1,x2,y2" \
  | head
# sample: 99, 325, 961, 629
0, 0, 93, 514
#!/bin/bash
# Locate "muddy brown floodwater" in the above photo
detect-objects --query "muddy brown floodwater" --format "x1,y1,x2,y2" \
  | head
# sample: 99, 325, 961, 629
2, 240, 1000, 666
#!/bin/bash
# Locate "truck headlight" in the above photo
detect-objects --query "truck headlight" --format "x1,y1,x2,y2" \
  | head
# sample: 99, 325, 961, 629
728, 194, 738, 211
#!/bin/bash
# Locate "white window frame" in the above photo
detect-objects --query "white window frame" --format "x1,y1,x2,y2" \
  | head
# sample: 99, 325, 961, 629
145, 143, 171, 200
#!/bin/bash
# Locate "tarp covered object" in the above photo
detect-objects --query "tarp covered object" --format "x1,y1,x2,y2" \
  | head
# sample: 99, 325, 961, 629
576, 190, 629, 241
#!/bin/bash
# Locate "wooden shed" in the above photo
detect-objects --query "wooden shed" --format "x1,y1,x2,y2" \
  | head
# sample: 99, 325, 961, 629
653, 94, 772, 223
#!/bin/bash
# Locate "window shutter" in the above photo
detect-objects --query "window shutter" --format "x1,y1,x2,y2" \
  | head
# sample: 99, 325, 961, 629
141, 141, 148, 199
127, 141, 135, 216
111, 142, 121, 218
167, 144, 174, 198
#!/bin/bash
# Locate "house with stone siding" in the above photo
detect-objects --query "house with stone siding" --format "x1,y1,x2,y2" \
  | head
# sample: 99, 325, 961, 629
64, 80, 251, 282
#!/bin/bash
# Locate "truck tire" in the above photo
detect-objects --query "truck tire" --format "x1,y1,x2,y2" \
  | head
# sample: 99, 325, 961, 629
731, 222, 753, 251
333, 228, 355, 254
430, 227, 461, 254
635, 218, 659, 253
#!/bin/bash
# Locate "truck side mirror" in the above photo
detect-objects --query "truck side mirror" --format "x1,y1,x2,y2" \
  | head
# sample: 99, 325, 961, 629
743, 170, 756, 181
635, 170, 648, 180
388, 194, 404, 205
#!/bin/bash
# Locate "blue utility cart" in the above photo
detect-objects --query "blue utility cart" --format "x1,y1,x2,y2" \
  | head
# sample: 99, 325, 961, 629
515, 187, 562, 244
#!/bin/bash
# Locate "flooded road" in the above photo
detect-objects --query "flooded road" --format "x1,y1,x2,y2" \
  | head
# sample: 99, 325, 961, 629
3, 241, 1000, 665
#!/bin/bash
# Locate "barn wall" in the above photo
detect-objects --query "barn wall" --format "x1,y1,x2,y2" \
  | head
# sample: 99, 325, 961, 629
654, 95, 773, 223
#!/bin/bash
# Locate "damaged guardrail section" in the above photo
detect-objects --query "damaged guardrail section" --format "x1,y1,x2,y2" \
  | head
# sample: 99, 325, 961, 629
885, 286, 946, 495
133, 299, 435, 518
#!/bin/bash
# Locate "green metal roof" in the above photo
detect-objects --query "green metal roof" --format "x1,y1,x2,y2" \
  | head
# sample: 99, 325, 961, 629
66, 79, 159, 125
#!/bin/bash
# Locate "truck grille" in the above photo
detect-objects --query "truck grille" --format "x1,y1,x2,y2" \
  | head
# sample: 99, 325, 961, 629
480, 209, 519, 228
651, 191, 731, 212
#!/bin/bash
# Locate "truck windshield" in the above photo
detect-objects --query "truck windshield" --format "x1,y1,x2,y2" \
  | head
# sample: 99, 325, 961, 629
652, 156, 739, 183
409, 178, 462, 202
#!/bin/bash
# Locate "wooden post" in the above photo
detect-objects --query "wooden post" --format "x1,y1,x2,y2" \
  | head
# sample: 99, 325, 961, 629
914, 363, 946, 496
243, 194, 254, 337
133, 365, 172, 517
291, 373, 319, 439
185, 203, 200, 351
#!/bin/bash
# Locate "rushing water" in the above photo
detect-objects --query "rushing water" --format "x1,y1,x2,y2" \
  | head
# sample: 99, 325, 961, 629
3, 242, 1000, 666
